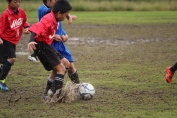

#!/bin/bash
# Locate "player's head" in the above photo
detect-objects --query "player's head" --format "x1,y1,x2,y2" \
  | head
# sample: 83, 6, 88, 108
7, 0, 21, 10
43, 0, 56, 8
52, 0, 72, 21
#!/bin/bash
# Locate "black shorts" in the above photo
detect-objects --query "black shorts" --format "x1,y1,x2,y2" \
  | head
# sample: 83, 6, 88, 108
0, 39, 16, 64
34, 41, 64, 71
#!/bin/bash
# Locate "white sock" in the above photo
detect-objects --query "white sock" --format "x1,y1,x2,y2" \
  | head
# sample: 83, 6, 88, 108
48, 77, 54, 83
71, 69, 76, 74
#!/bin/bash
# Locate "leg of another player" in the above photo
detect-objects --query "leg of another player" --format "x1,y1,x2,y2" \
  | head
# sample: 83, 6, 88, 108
0, 58, 15, 90
166, 62, 177, 83
68, 62, 80, 84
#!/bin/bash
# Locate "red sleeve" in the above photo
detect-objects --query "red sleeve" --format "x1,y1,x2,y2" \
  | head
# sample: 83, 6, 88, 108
0, 15, 6, 37
20, 9, 30, 28
29, 16, 51, 36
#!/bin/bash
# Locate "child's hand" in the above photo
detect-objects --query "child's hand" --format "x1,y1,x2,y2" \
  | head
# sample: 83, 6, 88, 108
28, 41, 37, 51
67, 14, 72, 24
67, 15, 77, 24
71, 15, 77, 20
0, 38, 3, 45
61, 35, 68, 42
24, 28, 29, 34
54, 34, 62, 42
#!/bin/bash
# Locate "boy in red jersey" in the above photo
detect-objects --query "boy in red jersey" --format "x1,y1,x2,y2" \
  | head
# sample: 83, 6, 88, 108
28, 0, 72, 99
0, 0, 30, 90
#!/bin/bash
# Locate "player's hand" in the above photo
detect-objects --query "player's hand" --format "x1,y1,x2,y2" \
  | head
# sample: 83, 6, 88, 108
71, 15, 77, 20
66, 15, 77, 24
28, 41, 37, 51
54, 34, 62, 42
67, 14, 72, 24
61, 35, 68, 42
24, 28, 30, 34
0, 38, 3, 45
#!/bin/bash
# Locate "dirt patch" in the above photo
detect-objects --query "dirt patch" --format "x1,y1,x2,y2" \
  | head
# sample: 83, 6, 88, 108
18, 24, 177, 53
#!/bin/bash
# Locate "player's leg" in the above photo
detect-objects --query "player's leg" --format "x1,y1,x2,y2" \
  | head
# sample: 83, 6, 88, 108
0, 40, 16, 90
60, 57, 70, 72
43, 70, 56, 97
68, 62, 79, 83
28, 51, 38, 62
59, 48, 80, 83
51, 63, 66, 98
166, 63, 177, 83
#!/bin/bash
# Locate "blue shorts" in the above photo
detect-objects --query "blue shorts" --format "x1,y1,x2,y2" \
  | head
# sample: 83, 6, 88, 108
51, 41, 74, 62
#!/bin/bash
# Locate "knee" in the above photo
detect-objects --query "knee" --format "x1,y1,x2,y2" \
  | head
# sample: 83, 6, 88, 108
61, 58, 70, 68
55, 63, 66, 73
8, 58, 16, 63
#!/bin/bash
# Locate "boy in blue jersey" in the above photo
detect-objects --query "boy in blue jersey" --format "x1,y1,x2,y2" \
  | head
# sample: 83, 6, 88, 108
29, 0, 80, 97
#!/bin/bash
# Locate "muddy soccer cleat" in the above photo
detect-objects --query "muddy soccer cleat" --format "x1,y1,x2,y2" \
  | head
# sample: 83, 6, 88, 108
0, 81, 9, 91
28, 56, 38, 62
166, 67, 174, 83
68, 71, 80, 84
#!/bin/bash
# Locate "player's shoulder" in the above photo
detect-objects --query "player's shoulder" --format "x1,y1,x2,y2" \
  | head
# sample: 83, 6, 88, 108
38, 4, 49, 11
18, 8, 25, 12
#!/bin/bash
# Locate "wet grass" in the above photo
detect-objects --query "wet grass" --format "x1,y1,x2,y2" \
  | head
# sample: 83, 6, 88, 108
1, 40, 177, 117
26, 11, 177, 25
1, 10, 177, 117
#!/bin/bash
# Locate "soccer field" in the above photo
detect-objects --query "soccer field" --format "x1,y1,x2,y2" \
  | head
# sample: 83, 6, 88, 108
0, 10, 177, 117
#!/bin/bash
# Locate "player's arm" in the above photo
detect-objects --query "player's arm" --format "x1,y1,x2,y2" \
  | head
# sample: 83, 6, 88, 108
0, 38, 3, 45
61, 29, 68, 42
0, 15, 5, 44
22, 12, 30, 34
66, 14, 77, 24
28, 32, 37, 51
53, 34, 63, 42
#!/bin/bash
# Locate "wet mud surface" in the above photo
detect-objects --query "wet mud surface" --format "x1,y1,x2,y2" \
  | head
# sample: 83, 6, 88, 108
18, 24, 177, 53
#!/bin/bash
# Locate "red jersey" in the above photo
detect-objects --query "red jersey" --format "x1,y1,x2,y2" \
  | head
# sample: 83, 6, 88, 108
29, 11, 58, 45
0, 6, 30, 45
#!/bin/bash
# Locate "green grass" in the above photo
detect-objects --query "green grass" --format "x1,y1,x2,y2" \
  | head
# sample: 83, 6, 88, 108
1, 0, 177, 12
26, 11, 177, 25
1, 5, 177, 118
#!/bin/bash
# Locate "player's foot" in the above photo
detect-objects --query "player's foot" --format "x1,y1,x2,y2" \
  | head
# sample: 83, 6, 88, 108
0, 82, 9, 91
166, 67, 174, 83
42, 94, 48, 100
68, 71, 80, 84
28, 56, 39, 62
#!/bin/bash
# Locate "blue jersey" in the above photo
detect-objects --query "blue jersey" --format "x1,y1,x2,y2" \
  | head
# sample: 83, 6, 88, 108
38, 4, 49, 22
37, 4, 74, 62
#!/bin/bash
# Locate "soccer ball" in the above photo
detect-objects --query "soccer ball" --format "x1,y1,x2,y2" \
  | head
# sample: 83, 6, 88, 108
79, 83, 95, 100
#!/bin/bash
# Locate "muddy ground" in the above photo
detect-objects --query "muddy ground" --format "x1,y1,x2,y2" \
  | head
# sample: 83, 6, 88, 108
0, 24, 177, 117
17, 24, 177, 52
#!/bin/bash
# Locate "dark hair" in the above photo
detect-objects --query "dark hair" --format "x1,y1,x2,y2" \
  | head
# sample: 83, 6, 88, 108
52, 0, 72, 14
43, 0, 47, 4
7, 0, 22, 2
43, 0, 52, 4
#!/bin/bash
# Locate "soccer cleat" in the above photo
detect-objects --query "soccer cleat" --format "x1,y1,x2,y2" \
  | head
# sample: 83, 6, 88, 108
0, 82, 9, 91
166, 67, 174, 83
68, 71, 80, 84
43, 80, 53, 96
28, 56, 38, 62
